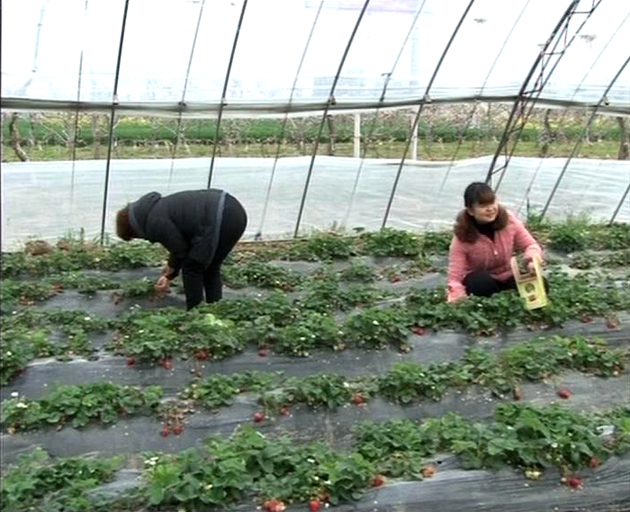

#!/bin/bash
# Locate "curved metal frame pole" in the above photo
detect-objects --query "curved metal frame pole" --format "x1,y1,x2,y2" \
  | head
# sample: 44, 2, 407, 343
439, 0, 531, 195
344, 0, 428, 229
484, 0, 587, 186
516, 11, 630, 217
256, 0, 325, 240
167, 0, 206, 192
99, 0, 131, 244
382, 0, 475, 229
293, 0, 372, 238
71, 0, 90, 204
540, 55, 630, 220
492, 0, 602, 192
207, 0, 249, 189
610, 183, 630, 225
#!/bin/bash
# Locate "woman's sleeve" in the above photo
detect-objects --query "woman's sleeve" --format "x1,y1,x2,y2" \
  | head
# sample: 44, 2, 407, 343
447, 236, 468, 302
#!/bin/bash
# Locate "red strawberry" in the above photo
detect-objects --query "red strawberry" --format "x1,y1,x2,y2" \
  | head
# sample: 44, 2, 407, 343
556, 387, 571, 399
567, 476, 582, 489
263, 499, 286, 512
351, 394, 365, 406
280, 406, 291, 417
162, 359, 173, 370
309, 499, 322, 511
253, 412, 265, 423
126, 356, 136, 367
161, 426, 170, 437
606, 317, 620, 329
372, 474, 385, 487
421, 465, 437, 478
390, 276, 401, 283
258, 347, 270, 357
172, 424, 184, 435
411, 325, 425, 336
195, 350, 208, 361
589, 456, 601, 469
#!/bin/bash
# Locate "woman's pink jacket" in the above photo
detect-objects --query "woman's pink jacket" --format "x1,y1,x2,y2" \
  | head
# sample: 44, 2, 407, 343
447, 210, 543, 302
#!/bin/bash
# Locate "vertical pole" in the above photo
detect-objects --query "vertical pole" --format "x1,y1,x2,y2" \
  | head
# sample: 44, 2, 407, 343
410, 106, 419, 161
353, 113, 361, 158
100, 0, 131, 244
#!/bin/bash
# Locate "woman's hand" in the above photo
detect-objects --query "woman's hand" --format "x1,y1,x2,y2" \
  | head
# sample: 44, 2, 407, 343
161, 265, 175, 278
155, 276, 171, 292
526, 260, 537, 275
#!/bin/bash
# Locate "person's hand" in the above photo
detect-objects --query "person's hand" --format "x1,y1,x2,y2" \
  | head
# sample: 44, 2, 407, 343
155, 276, 171, 292
161, 265, 175, 278
526, 260, 537, 276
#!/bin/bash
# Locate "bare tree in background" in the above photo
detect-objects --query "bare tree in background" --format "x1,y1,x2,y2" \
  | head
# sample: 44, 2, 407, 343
617, 117, 629, 160
9, 113, 29, 162
539, 109, 554, 157
327, 114, 336, 155
92, 114, 103, 159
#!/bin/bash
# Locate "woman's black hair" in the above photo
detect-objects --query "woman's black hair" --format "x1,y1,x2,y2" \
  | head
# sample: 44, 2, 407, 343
464, 182, 495, 208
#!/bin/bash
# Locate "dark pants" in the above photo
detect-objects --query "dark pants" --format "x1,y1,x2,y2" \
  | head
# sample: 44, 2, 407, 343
182, 194, 247, 310
463, 270, 549, 299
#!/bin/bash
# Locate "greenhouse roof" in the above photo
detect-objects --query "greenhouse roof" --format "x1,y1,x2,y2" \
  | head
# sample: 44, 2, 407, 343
2, 0, 630, 117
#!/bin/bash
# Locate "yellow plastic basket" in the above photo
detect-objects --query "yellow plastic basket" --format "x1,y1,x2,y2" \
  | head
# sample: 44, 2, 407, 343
510, 254, 548, 310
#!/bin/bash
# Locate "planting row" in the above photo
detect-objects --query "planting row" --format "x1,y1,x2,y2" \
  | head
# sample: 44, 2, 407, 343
2, 335, 625, 434
3, 402, 629, 512
1, 259, 407, 309
2, 270, 628, 385
2, 221, 629, 278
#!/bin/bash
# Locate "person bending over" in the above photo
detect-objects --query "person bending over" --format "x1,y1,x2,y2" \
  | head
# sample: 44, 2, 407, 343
116, 189, 247, 310
447, 182, 544, 303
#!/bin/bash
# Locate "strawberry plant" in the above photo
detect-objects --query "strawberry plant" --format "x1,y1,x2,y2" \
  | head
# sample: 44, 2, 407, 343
358, 228, 422, 257
378, 362, 454, 403
585, 222, 630, 251
178, 313, 245, 360
48, 272, 117, 295
343, 306, 412, 350
570, 250, 630, 270
206, 291, 298, 326
273, 312, 342, 355
548, 221, 589, 253
281, 374, 355, 409
1, 279, 60, 307
1, 327, 38, 384
297, 274, 385, 314
0, 448, 123, 512
1, 383, 163, 431
181, 372, 276, 410
285, 231, 356, 261
117, 277, 158, 298
420, 230, 452, 254
223, 261, 303, 290
1, 238, 166, 278
339, 259, 378, 282
143, 445, 252, 507
117, 312, 182, 362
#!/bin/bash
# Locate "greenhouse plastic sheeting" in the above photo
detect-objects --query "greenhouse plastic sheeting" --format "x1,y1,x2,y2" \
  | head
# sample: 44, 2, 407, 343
1, 155, 628, 251
2, 0, 630, 117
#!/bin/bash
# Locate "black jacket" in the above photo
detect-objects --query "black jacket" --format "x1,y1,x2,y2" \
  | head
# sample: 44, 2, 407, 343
128, 189, 227, 277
